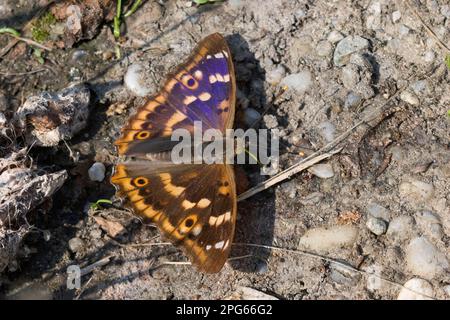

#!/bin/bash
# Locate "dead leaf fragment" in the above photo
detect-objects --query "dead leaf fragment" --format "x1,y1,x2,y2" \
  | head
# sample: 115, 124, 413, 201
93, 216, 125, 237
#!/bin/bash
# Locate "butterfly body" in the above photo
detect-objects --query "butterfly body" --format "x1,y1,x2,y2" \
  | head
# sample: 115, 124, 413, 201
111, 33, 237, 273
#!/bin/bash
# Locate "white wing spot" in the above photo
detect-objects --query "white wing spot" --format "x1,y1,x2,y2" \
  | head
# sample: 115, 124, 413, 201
223, 74, 230, 83
198, 92, 212, 101
194, 70, 203, 80
206, 245, 212, 250
214, 53, 224, 59
216, 73, 224, 82
214, 240, 225, 249
197, 198, 211, 208
184, 95, 197, 105
209, 75, 218, 84
209, 216, 217, 226
206, 55, 212, 59
191, 224, 202, 236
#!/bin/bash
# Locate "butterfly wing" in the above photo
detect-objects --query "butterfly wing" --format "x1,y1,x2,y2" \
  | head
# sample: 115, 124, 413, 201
115, 33, 236, 157
112, 33, 238, 273
111, 162, 237, 273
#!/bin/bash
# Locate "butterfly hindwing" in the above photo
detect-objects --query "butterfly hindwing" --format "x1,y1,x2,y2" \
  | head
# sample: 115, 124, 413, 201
115, 33, 236, 157
111, 162, 237, 273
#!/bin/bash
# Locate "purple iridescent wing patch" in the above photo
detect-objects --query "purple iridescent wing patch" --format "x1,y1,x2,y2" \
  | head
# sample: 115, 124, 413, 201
115, 33, 236, 156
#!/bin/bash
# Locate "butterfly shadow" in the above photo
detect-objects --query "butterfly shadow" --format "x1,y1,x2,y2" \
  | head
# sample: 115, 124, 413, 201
225, 34, 276, 273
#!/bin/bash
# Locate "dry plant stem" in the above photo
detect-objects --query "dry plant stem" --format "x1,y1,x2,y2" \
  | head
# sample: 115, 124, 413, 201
238, 87, 404, 202
0, 68, 46, 76
232, 243, 435, 300
80, 255, 115, 276
406, 0, 450, 54
238, 148, 342, 201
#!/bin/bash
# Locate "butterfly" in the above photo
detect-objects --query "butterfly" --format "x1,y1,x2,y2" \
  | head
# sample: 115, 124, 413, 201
111, 33, 237, 273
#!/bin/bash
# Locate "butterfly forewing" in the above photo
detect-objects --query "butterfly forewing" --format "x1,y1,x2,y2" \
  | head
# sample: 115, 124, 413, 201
115, 33, 236, 157
111, 33, 238, 273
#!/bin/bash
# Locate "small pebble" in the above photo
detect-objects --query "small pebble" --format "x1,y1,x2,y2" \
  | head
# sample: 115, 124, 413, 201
316, 40, 333, 57
333, 35, 370, 66
124, 63, 153, 97
0, 112, 6, 127
68, 237, 84, 253
318, 121, 335, 142
397, 278, 433, 300
386, 216, 416, 242
263, 114, 278, 129
280, 71, 312, 94
308, 163, 334, 179
88, 162, 106, 182
399, 179, 434, 203
344, 92, 362, 109
423, 51, 435, 63
392, 11, 401, 23
299, 225, 358, 253
327, 30, 344, 43
400, 90, 419, 106
366, 216, 388, 235
243, 108, 261, 127
266, 65, 286, 85
406, 237, 449, 280
367, 203, 390, 220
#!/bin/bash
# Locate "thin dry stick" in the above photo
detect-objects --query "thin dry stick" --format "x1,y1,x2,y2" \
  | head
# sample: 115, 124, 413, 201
406, 0, 450, 54
233, 243, 435, 300
0, 68, 46, 76
80, 255, 115, 277
238, 87, 404, 202
238, 148, 342, 201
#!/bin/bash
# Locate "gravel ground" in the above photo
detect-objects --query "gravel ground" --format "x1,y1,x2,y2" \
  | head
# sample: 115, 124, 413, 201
0, 0, 449, 300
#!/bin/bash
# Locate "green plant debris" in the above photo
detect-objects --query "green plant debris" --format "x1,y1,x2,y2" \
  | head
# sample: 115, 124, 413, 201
33, 48, 45, 64
90, 199, 113, 211
31, 11, 56, 43
445, 55, 450, 70
114, 0, 122, 39
0, 27, 21, 37
124, 0, 142, 18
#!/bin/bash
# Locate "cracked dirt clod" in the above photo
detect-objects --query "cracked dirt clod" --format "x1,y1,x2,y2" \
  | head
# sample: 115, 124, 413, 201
15, 84, 90, 147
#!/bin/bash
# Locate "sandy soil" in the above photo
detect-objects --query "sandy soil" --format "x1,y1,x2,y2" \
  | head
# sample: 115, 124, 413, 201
0, 0, 449, 300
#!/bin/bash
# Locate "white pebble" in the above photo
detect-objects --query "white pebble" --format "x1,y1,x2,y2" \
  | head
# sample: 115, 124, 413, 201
316, 40, 333, 57
400, 90, 419, 106
280, 71, 312, 94
366, 216, 388, 235
399, 179, 434, 203
333, 35, 370, 66
367, 203, 390, 220
124, 63, 153, 97
299, 225, 358, 253
423, 51, 435, 63
327, 30, 344, 43
88, 162, 106, 182
0, 112, 6, 127
415, 210, 443, 240
392, 11, 401, 23
318, 121, 335, 142
263, 114, 278, 129
406, 237, 449, 280
266, 65, 286, 85
397, 278, 433, 300
68, 237, 84, 253
386, 216, 416, 242
308, 163, 334, 179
